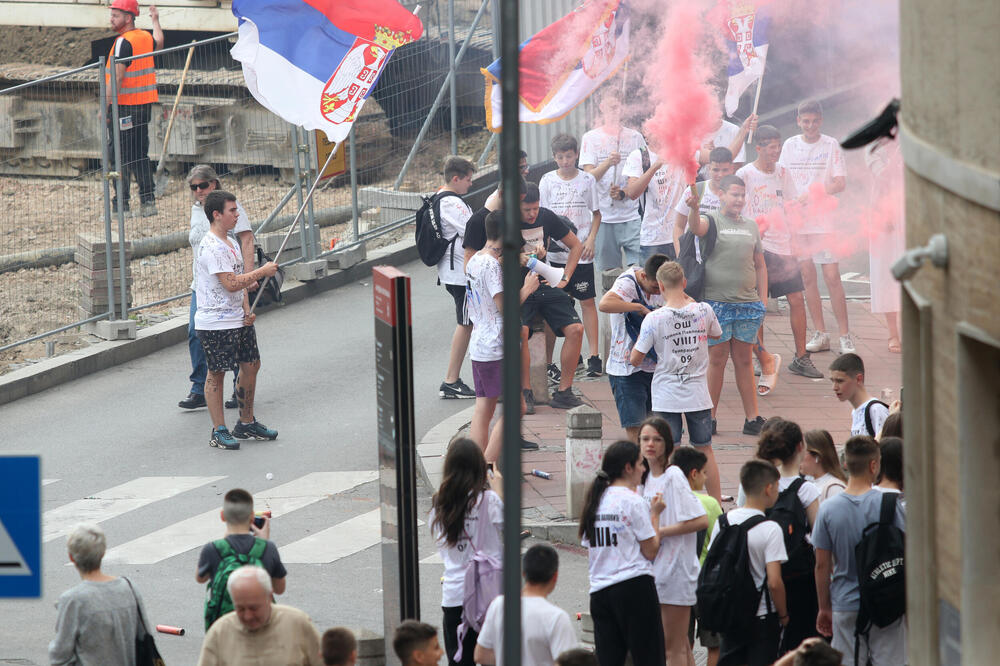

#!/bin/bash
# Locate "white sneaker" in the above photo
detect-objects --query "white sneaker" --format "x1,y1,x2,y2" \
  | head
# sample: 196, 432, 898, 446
839, 333, 856, 355
806, 331, 830, 353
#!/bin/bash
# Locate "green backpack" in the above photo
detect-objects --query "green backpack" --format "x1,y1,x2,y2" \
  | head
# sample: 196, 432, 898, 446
203, 537, 267, 630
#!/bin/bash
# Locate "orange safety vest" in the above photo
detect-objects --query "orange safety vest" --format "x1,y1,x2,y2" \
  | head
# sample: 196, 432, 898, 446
107, 29, 158, 105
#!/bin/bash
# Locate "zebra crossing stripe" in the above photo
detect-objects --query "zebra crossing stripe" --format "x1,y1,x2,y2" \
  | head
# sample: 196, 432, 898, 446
103, 471, 377, 565
44, 476, 225, 543
42, 479, 59, 487
280, 509, 381, 564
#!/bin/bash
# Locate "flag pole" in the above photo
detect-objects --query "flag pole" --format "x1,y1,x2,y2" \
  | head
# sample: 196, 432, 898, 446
747, 65, 765, 144
612, 59, 629, 192
249, 140, 340, 314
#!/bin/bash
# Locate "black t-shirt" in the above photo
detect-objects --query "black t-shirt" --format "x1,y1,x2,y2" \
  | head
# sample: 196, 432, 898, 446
463, 206, 572, 261
112, 36, 134, 59
463, 207, 490, 252
197, 534, 287, 581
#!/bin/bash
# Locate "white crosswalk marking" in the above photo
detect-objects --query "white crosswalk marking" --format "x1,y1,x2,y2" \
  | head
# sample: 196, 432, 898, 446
281, 509, 381, 563
420, 552, 443, 565
42, 479, 59, 487
102, 471, 377, 565
44, 476, 225, 542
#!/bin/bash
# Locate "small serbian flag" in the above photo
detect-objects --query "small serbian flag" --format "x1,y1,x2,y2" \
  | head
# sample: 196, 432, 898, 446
482, 0, 629, 132
231, 0, 422, 143
723, 3, 769, 116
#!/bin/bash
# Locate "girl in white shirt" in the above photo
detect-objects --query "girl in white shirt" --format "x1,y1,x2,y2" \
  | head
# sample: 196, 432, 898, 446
800, 429, 847, 502
579, 440, 665, 666
637, 417, 708, 666
429, 438, 504, 666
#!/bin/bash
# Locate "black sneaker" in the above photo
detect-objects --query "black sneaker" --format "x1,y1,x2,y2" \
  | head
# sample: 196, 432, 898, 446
178, 392, 206, 409
577, 355, 585, 373
440, 379, 476, 399
523, 389, 536, 415
232, 418, 278, 440
209, 426, 240, 450
742, 416, 766, 436
788, 354, 824, 379
225, 392, 238, 409
521, 438, 540, 450
546, 363, 562, 384
111, 200, 130, 215
550, 387, 584, 409
586, 355, 603, 377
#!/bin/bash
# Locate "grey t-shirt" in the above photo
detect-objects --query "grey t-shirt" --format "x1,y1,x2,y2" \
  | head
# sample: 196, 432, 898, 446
197, 534, 287, 581
49, 577, 149, 666
811, 489, 906, 611
703, 212, 763, 303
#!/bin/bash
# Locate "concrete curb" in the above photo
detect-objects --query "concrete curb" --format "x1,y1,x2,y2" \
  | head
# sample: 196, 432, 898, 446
415, 403, 581, 544
0, 240, 418, 407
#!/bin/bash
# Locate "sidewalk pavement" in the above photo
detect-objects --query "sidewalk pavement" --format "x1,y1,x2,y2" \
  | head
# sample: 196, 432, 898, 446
418, 300, 901, 531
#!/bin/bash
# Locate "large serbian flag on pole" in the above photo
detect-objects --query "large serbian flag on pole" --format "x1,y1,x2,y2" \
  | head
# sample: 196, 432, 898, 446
723, 1, 769, 116
231, 0, 423, 142
482, 0, 629, 132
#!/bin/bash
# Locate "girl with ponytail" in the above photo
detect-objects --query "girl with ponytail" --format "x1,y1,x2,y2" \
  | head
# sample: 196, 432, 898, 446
579, 440, 665, 666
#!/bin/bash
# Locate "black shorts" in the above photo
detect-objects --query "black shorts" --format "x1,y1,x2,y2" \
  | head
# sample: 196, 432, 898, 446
764, 251, 805, 298
521, 284, 581, 336
445, 283, 470, 326
551, 261, 596, 300
196, 326, 260, 372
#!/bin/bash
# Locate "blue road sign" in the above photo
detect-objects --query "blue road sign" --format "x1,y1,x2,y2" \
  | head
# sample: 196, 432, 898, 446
0, 455, 41, 597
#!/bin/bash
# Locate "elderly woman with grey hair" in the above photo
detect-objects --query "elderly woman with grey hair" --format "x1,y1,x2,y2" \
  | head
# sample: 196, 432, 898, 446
179, 164, 256, 411
48, 523, 153, 665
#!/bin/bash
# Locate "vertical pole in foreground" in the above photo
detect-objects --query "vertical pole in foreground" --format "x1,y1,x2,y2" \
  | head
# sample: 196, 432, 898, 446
350, 128, 360, 244
97, 56, 116, 321
498, 0, 522, 665
108, 53, 129, 320
448, 0, 458, 155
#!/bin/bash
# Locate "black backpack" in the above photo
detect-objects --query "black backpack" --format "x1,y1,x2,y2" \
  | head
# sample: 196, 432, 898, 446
697, 513, 768, 637
855, 493, 906, 628
676, 207, 718, 301
766, 477, 816, 579
253, 246, 284, 307
863, 400, 890, 437
621, 272, 657, 363
414, 191, 462, 267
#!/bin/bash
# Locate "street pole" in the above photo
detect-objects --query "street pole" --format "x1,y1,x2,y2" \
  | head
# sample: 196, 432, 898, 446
498, 1, 521, 665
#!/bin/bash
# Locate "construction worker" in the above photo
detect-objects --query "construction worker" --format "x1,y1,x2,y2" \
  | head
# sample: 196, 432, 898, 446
106, 0, 163, 217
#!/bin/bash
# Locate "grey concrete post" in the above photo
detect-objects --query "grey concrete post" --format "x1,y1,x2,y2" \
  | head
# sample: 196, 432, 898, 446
599, 267, 624, 370
564, 405, 603, 520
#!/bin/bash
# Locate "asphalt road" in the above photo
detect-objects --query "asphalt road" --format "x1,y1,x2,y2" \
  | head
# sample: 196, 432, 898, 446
0, 257, 599, 665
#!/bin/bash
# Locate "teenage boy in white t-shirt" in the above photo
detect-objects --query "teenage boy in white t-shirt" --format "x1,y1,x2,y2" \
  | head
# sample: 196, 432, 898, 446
828, 353, 890, 437
737, 125, 825, 388
540, 133, 603, 377
672, 147, 734, 255
580, 93, 647, 273
707, 460, 789, 666
436, 156, 478, 401
597, 254, 667, 442
778, 100, 853, 355
630, 261, 723, 501
465, 211, 538, 463
622, 139, 687, 258
695, 115, 756, 176
475, 544, 578, 666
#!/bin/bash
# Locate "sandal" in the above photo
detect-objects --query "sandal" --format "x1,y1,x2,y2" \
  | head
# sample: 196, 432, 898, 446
757, 353, 782, 396
888, 337, 901, 353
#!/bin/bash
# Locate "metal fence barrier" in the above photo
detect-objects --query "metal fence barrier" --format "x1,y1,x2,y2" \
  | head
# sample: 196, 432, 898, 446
0, 0, 499, 368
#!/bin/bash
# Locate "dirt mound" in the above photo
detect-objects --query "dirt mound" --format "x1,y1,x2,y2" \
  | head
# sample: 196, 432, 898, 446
0, 26, 107, 68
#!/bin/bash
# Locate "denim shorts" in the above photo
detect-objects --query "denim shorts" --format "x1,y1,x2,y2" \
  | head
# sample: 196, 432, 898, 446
608, 371, 653, 428
655, 409, 714, 447
705, 300, 766, 346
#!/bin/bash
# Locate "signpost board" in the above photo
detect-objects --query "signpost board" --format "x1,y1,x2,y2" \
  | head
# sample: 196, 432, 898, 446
315, 130, 347, 181
0, 455, 41, 597
373, 266, 419, 662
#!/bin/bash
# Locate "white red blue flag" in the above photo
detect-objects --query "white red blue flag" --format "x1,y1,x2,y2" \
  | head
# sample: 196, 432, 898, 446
482, 0, 629, 132
231, 0, 423, 143
723, 3, 769, 116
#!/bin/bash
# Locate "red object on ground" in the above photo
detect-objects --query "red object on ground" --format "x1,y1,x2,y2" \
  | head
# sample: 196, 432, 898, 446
156, 625, 185, 636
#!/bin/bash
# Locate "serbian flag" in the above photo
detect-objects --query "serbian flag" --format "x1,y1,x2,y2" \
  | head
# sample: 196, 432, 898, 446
231, 0, 422, 143
723, 4, 769, 116
482, 0, 629, 132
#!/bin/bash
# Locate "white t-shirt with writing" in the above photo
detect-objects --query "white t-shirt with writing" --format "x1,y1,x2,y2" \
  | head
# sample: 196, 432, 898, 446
477, 595, 577, 666
621, 148, 688, 247
735, 162, 799, 256
778, 134, 846, 234
708, 508, 788, 616
465, 253, 504, 362
436, 193, 473, 285
539, 169, 599, 264
189, 200, 251, 291
634, 301, 721, 413
194, 232, 246, 331
582, 486, 656, 593
429, 490, 504, 608
703, 120, 748, 164
579, 127, 647, 223
851, 398, 890, 437
737, 475, 821, 511
640, 466, 706, 605
674, 182, 723, 219
605, 268, 663, 377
